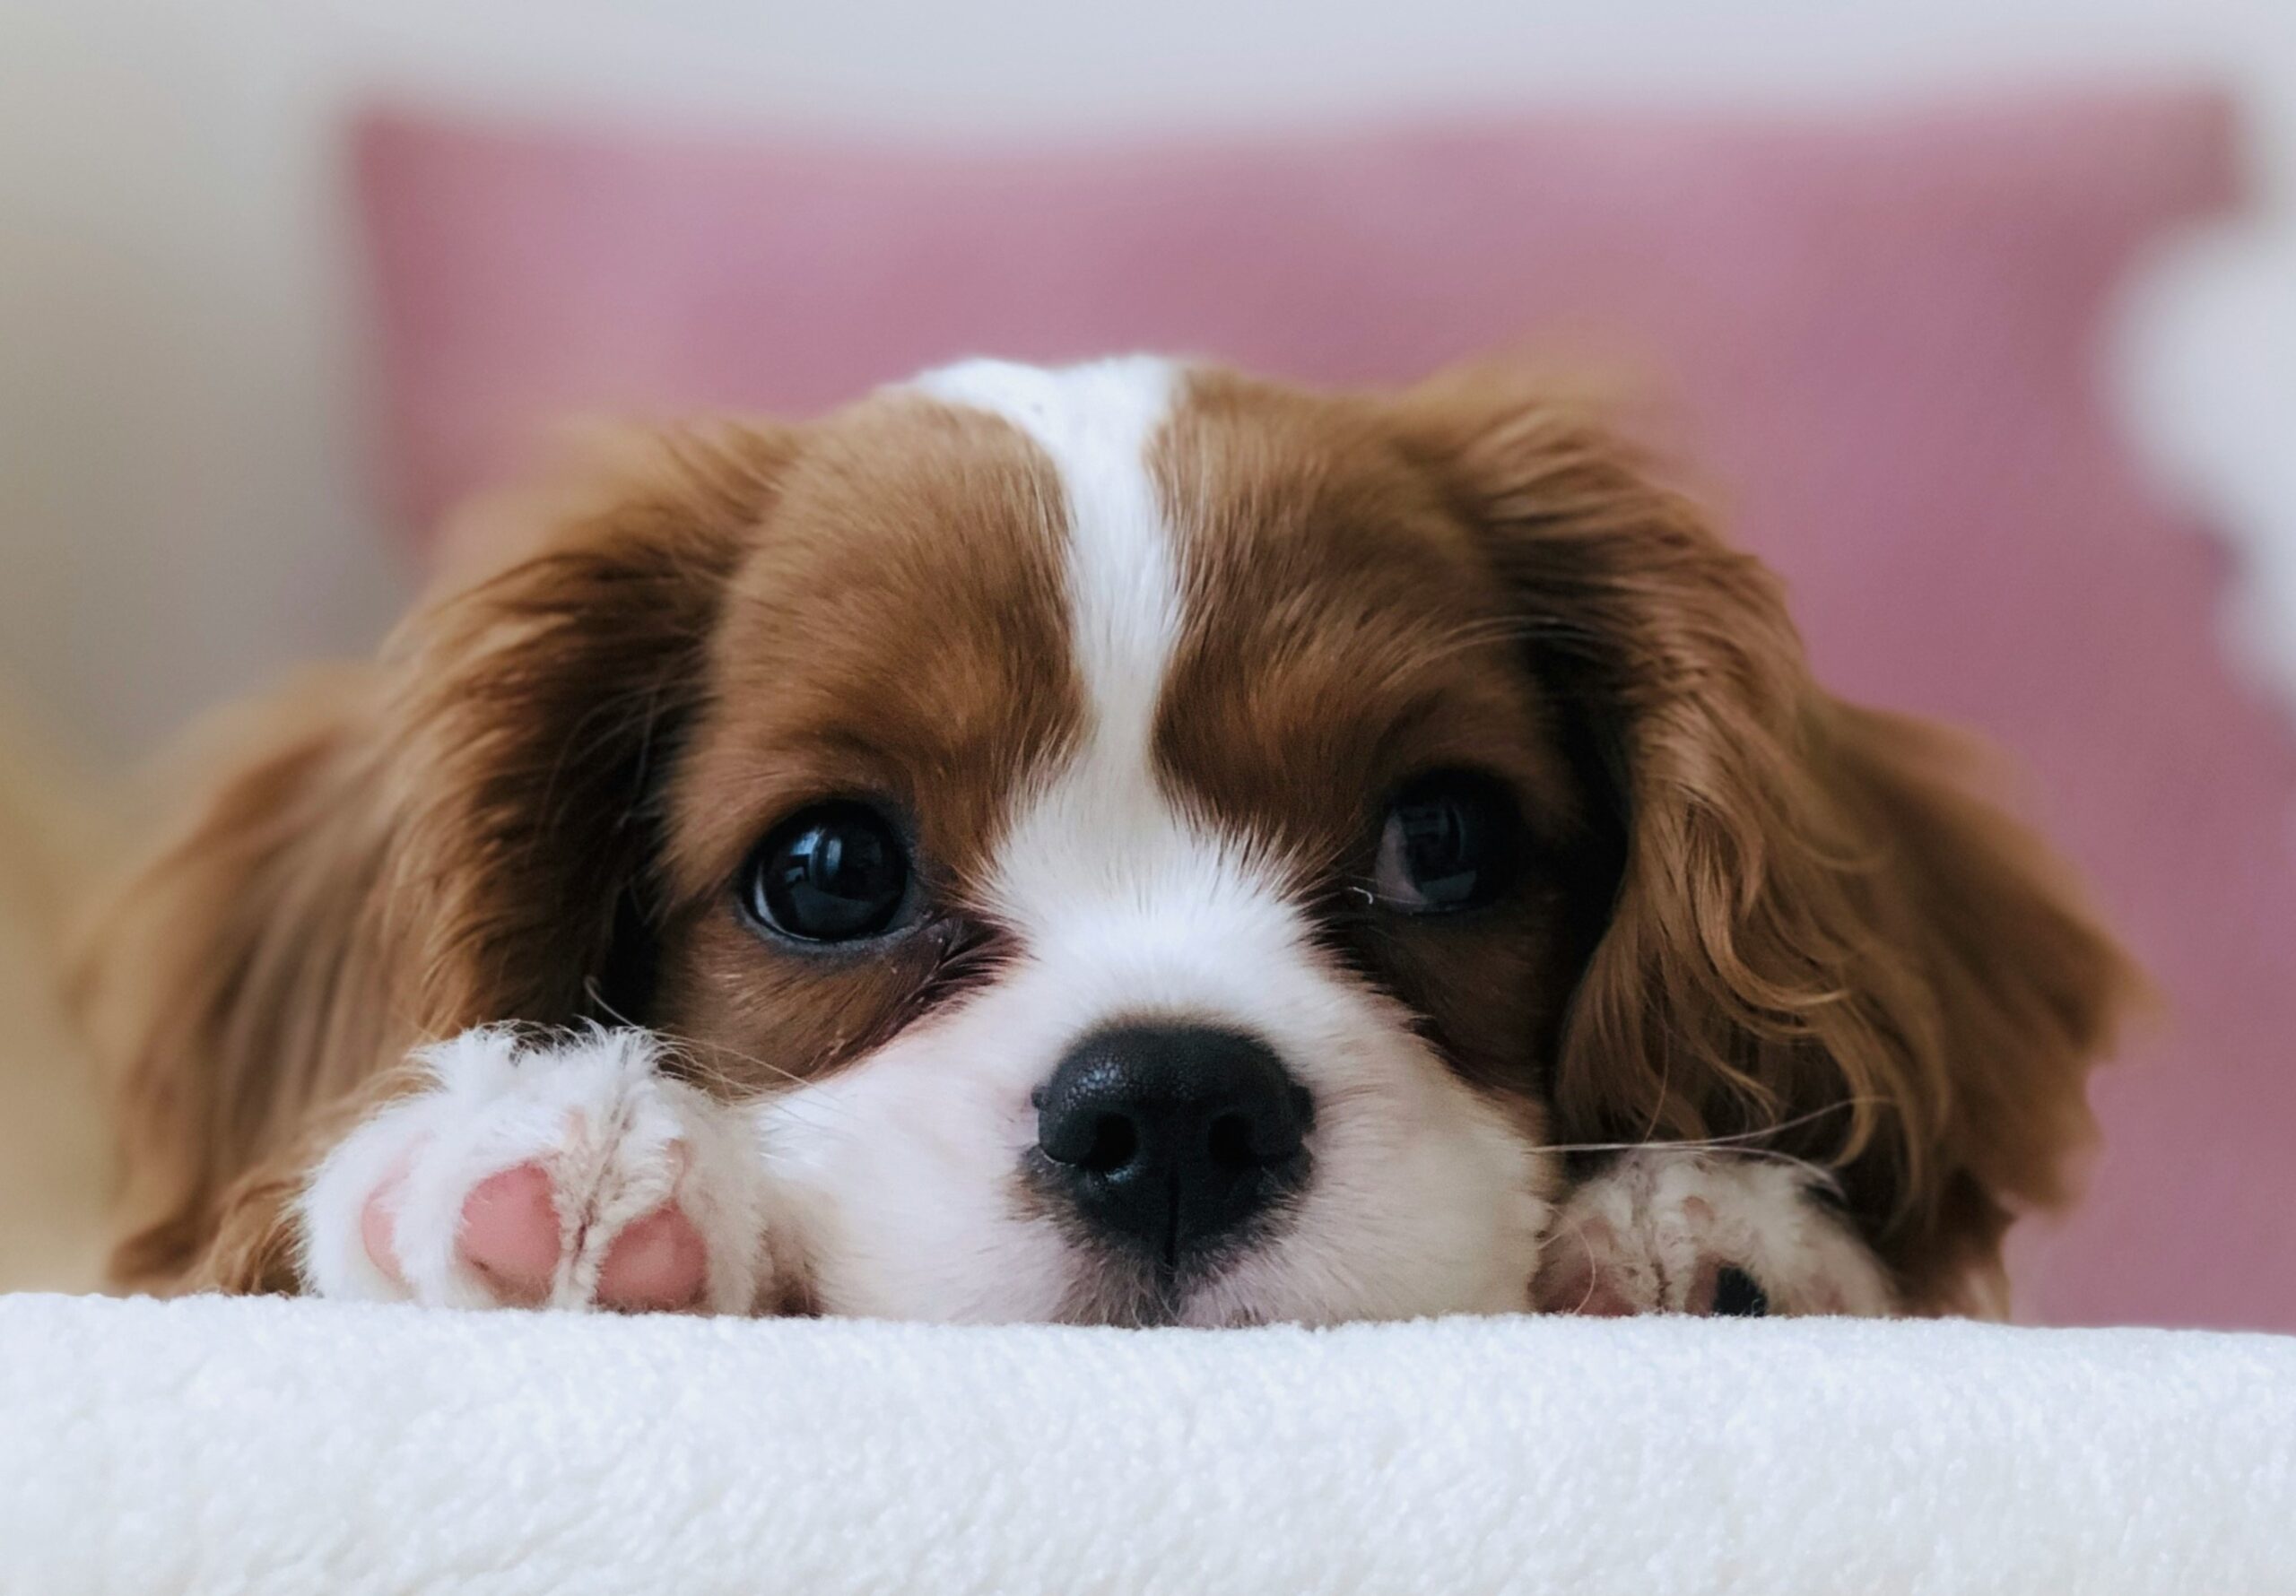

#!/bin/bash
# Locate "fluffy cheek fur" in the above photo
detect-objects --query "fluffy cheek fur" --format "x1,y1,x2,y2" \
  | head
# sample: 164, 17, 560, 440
759, 845, 1551, 1327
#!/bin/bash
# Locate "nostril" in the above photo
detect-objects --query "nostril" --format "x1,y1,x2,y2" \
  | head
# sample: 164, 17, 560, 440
1077, 1112, 1138, 1175
1205, 1112, 1256, 1171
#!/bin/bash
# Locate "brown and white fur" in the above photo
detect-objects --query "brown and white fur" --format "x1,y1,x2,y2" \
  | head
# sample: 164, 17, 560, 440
73, 358, 2138, 1324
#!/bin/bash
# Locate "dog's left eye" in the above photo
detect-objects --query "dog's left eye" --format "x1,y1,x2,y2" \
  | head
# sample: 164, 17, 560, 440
741, 802, 914, 943
1371, 771, 1521, 914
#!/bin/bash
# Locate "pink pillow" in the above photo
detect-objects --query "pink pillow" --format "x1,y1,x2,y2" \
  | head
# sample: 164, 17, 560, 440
356, 91, 2296, 1330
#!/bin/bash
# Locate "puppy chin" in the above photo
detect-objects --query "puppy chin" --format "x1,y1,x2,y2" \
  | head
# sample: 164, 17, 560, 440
781, 1132, 1549, 1329
1173, 1101, 1552, 1328
1054, 1146, 1552, 1330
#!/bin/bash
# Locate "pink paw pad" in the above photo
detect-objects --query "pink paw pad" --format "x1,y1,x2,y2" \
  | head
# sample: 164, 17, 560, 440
360, 1160, 710, 1311
457, 1164, 564, 1305
1535, 1219, 1639, 1316
596, 1205, 709, 1313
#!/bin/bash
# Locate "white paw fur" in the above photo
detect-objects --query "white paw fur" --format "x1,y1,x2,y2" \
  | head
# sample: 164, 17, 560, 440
298, 1026, 773, 1313
1537, 1149, 1894, 1317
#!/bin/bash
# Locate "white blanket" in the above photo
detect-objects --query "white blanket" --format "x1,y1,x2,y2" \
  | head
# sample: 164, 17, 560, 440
2, 1294, 2291, 1595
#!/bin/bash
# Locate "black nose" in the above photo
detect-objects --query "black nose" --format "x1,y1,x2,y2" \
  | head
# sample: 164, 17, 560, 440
1034, 1024, 1312, 1267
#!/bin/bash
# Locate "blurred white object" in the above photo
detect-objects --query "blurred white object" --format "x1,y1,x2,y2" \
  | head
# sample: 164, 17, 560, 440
2120, 214, 2296, 713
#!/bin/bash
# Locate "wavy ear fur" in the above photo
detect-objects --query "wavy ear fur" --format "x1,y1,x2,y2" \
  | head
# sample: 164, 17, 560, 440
71, 425, 791, 1291
1395, 369, 2144, 1312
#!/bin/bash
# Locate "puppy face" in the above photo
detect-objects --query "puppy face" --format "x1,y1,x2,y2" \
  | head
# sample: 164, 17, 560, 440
649, 361, 1599, 1323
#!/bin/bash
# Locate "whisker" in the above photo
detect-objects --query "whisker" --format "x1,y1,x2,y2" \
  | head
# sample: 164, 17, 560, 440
1552, 1142, 1847, 1192
653, 1035, 865, 1135
1535, 1098, 1897, 1189
574, 981, 860, 1129
1541, 1096, 1884, 1153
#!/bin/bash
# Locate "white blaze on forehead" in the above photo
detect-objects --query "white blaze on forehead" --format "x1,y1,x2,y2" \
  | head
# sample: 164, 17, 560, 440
913, 357, 1281, 953
912, 355, 1184, 754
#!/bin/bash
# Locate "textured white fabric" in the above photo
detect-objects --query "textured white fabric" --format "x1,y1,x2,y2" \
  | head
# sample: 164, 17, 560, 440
2, 1293, 2292, 1595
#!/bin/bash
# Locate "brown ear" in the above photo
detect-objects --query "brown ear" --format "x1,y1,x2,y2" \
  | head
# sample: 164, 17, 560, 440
1395, 369, 2144, 1312
72, 424, 791, 1290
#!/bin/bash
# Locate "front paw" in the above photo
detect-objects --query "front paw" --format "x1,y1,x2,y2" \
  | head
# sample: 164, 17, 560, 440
299, 1027, 772, 1313
1532, 1149, 1893, 1318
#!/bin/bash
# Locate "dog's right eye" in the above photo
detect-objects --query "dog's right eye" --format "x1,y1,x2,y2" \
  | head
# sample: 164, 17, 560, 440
741, 802, 914, 944
1370, 769, 1521, 915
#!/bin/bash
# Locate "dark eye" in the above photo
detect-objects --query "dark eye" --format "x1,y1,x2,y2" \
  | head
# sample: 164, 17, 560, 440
1370, 771, 1521, 914
741, 802, 914, 943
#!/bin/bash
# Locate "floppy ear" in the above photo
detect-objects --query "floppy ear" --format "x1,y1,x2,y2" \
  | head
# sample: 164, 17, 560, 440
1394, 369, 2144, 1312
73, 424, 792, 1290
382, 426, 793, 1028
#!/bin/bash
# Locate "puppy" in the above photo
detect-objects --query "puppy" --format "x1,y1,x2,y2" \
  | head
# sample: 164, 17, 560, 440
74, 358, 2137, 1323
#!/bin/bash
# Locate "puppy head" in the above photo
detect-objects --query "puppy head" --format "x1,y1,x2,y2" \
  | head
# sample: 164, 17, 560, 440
102, 358, 2137, 1312
638, 361, 1593, 1323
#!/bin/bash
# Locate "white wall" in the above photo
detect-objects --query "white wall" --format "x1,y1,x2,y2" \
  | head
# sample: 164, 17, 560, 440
2, 0, 2291, 759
